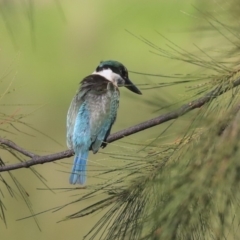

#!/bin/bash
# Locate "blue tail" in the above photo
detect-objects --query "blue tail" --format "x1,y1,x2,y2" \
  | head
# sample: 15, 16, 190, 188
70, 150, 89, 185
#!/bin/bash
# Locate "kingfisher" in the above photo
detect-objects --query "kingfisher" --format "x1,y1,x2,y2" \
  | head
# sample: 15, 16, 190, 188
67, 60, 142, 185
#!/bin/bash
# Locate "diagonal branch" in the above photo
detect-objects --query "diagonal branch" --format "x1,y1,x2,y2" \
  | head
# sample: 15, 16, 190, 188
0, 76, 240, 172
0, 138, 36, 158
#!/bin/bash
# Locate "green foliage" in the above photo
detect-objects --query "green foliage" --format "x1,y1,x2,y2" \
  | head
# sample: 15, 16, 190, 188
1, 0, 240, 240
59, 2, 240, 239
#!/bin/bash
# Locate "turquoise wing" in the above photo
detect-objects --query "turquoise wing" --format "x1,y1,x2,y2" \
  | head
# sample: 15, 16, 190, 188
67, 86, 89, 149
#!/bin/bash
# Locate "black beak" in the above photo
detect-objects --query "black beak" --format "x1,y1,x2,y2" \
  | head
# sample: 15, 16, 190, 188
124, 78, 142, 95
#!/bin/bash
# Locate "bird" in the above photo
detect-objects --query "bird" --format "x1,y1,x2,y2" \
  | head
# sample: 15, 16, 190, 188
66, 60, 142, 185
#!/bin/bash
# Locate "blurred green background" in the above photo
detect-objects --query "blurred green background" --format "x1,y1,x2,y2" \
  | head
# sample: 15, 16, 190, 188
0, 0, 202, 239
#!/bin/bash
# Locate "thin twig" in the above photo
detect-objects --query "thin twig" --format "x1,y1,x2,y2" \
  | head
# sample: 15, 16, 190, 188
0, 76, 240, 172
0, 138, 36, 158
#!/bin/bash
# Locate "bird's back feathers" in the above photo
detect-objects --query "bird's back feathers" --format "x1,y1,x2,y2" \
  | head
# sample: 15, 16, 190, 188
67, 75, 120, 184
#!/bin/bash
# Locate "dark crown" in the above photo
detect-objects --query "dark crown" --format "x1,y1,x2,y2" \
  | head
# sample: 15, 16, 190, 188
96, 60, 128, 80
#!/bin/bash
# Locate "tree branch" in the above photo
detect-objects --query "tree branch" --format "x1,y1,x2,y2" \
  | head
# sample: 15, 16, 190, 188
0, 138, 36, 158
0, 76, 240, 172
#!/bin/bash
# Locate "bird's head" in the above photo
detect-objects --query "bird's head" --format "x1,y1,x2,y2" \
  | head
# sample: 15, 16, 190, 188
93, 60, 142, 95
